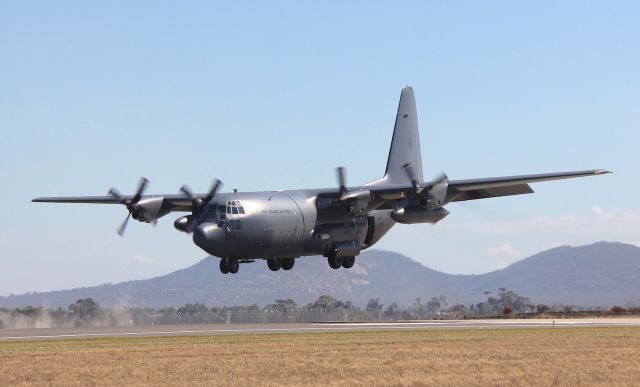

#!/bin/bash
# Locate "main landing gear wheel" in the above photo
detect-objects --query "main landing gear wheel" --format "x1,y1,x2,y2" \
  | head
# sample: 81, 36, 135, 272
327, 256, 343, 269
281, 257, 295, 270
229, 259, 239, 274
220, 258, 239, 274
219, 259, 230, 274
267, 258, 282, 271
342, 256, 355, 268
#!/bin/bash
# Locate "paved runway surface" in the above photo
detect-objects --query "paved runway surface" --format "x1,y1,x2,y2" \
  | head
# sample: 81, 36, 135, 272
2, 319, 639, 341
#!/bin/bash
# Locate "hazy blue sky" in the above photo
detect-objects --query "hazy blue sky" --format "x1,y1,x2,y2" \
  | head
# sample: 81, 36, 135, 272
1, 1, 638, 295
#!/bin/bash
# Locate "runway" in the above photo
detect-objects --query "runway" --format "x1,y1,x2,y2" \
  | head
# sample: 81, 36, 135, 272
2, 318, 639, 341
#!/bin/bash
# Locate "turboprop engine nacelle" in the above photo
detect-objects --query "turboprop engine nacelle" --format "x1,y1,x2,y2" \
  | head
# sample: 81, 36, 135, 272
391, 206, 450, 224
340, 189, 374, 215
131, 197, 170, 223
174, 215, 193, 233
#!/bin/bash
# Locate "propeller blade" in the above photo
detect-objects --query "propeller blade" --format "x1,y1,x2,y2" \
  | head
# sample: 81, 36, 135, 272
131, 177, 149, 203
180, 184, 196, 200
424, 173, 448, 191
433, 173, 448, 185
117, 212, 131, 236
203, 178, 222, 204
108, 188, 125, 204
402, 163, 421, 193
336, 167, 346, 195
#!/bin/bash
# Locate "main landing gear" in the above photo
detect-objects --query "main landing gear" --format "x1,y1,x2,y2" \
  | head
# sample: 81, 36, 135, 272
219, 258, 239, 274
327, 255, 355, 269
267, 257, 295, 271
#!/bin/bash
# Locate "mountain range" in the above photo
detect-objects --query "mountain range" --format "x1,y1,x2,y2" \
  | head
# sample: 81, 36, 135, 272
1, 242, 638, 308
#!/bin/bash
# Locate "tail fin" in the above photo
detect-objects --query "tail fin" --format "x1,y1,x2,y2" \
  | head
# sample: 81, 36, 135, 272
370, 86, 424, 186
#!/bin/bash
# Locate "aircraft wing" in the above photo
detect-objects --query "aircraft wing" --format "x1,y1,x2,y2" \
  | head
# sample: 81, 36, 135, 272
445, 169, 610, 203
32, 194, 193, 211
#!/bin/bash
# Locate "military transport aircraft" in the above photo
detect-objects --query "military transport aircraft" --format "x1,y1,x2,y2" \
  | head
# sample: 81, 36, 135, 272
33, 87, 610, 274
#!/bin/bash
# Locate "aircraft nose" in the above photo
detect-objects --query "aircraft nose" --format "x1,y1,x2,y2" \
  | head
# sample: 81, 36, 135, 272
192, 223, 223, 249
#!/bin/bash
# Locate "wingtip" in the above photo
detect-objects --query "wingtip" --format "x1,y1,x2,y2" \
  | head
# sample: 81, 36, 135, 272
594, 169, 612, 175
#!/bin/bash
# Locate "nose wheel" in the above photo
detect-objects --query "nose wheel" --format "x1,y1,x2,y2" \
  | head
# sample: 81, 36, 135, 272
220, 258, 239, 274
342, 256, 355, 268
327, 255, 342, 269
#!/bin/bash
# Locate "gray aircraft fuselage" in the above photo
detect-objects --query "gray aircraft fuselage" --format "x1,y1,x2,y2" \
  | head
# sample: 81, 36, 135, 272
182, 190, 395, 260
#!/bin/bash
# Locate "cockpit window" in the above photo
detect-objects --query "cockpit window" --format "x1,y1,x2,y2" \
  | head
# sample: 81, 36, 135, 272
226, 200, 246, 215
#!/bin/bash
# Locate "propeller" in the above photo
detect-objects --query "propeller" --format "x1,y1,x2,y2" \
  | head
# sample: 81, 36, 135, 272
336, 166, 347, 196
179, 178, 223, 232
396, 165, 449, 210
180, 178, 222, 209
108, 177, 149, 236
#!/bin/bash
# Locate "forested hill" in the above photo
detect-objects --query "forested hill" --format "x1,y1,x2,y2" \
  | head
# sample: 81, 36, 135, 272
1, 242, 638, 308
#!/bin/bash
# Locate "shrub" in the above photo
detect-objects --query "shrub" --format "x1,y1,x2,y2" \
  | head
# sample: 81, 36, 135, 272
611, 306, 627, 314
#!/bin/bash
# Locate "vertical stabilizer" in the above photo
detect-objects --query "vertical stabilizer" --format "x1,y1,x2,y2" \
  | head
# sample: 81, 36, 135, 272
369, 86, 423, 186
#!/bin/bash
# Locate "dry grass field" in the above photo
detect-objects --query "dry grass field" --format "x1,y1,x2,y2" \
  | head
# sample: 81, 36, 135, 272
1, 327, 639, 386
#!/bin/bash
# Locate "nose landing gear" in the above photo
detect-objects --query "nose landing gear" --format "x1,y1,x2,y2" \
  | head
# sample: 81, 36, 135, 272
341, 256, 355, 268
327, 255, 342, 269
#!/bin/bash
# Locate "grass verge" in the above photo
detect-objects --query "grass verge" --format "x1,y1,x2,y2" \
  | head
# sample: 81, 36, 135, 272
1, 327, 639, 386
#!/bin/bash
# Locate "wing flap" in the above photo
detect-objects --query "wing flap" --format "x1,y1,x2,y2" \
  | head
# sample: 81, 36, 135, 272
449, 184, 534, 202
445, 169, 609, 203
449, 169, 610, 192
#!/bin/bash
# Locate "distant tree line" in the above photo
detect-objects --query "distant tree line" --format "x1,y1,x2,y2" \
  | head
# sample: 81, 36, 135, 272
1, 289, 639, 329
